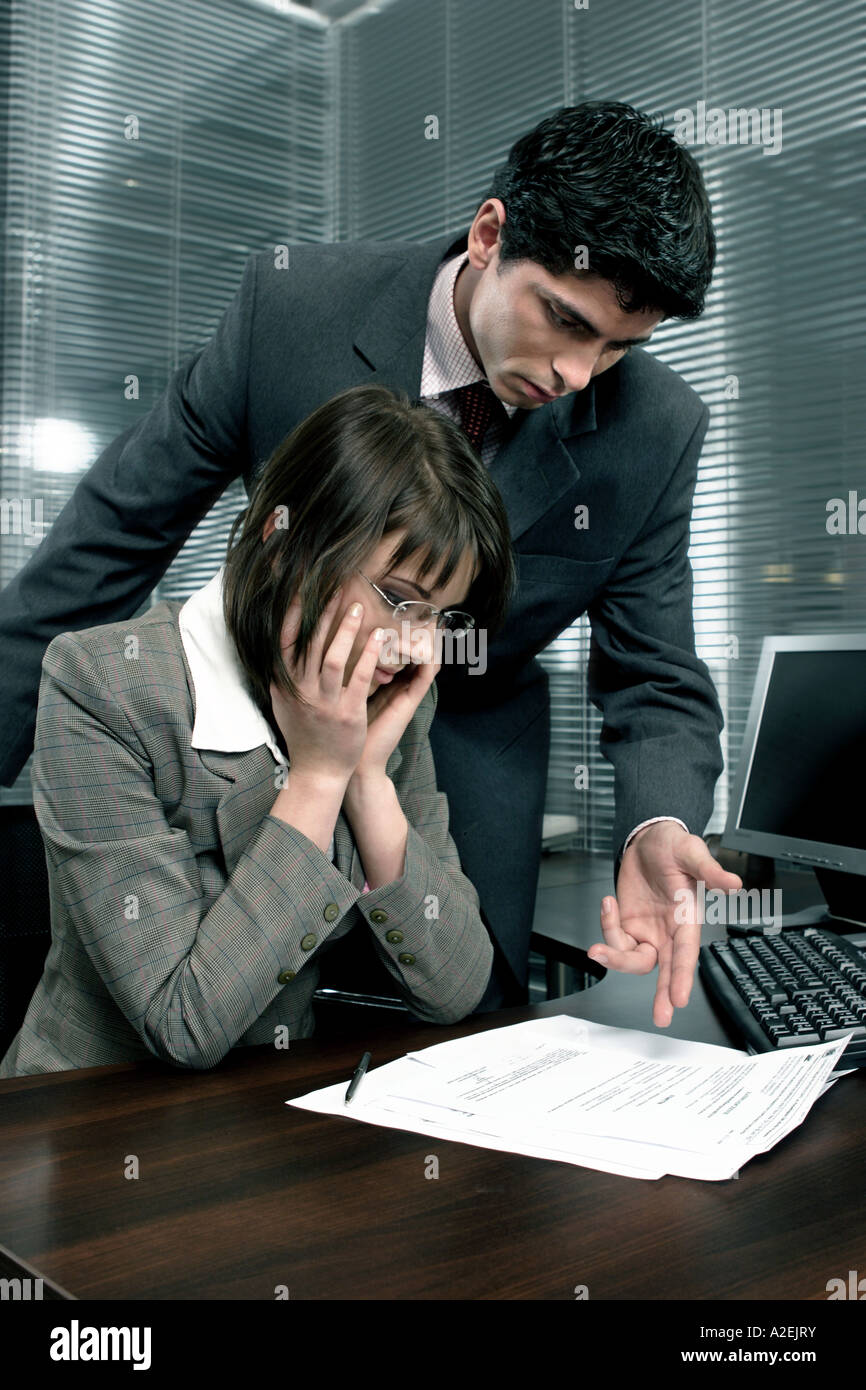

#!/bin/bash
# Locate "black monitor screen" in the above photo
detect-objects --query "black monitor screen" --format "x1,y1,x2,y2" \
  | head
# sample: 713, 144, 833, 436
738, 650, 866, 852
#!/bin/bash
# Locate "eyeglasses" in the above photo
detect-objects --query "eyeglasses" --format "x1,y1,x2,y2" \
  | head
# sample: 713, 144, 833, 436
359, 573, 475, 636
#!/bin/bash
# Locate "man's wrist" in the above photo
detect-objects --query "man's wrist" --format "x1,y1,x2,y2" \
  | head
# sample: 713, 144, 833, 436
623, 816, 690, 856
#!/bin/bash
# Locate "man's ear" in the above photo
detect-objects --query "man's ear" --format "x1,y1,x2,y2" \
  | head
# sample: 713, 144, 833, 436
468, 199, 506, 267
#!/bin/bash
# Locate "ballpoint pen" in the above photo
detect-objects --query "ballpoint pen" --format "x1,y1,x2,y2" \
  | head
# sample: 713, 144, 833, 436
345, 1050, 371, 1104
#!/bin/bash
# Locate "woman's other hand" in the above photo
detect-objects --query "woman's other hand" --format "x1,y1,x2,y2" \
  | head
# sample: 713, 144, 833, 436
354, 652, 441, 781
268, 588, 383, 784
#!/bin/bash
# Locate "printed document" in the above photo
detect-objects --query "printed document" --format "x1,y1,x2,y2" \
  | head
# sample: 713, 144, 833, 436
287, 1016, 849, 1180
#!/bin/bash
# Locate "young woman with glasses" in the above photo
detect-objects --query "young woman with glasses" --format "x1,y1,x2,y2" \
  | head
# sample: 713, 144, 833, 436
0, 383, 515, 1076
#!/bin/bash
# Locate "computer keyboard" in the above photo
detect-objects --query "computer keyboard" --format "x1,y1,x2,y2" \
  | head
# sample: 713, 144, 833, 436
699, 927, 866, 1070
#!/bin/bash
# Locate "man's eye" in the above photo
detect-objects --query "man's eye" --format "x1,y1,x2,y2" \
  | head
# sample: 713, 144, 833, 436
547, 305, 632, 355
548, 306, 578, 330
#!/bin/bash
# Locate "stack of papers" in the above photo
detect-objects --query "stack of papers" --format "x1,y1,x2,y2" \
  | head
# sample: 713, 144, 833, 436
288, 1016, 851, 1180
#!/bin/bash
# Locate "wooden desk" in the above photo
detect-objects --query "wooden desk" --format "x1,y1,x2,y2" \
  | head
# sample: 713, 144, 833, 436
1, 961, 863, 1302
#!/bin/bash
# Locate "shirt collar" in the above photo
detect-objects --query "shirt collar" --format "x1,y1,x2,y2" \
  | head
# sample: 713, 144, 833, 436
421, 250, 518, 416
178, 565, 287, 768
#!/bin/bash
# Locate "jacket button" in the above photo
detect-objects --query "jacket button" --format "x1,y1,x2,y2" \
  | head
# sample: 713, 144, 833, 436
370, 909, 388, 924
398, 953, 415, 965
385, 929, 404, 944
300, 933, 318, 951
278, 970, 296, 984
323, 903, 339, 921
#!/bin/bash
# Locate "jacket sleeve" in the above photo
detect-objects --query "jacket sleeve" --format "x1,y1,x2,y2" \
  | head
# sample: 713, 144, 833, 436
0, 253, 259, 789
585, 404, 725, 882
33, 630, 366, 1071
357, 681, 494, 1024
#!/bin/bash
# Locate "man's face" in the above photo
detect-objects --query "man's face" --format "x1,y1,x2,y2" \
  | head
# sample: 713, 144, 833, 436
455, 205, 665, 409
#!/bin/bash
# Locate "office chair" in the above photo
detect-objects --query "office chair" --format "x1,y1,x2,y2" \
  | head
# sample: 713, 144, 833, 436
0, 805, 52, 1059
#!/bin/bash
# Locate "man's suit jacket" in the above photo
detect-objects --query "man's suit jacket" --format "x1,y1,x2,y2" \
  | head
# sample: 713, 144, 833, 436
0, 604, 492, 1076
0, 229, 724, 990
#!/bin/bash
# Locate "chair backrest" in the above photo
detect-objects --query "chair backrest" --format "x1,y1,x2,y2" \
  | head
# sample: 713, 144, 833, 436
0, 805, 52, 1058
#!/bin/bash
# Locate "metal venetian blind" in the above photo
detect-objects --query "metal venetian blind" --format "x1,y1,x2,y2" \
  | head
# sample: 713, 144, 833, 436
336, 0, 864, 857
541, 0, 722, 847
149, 1, 335, 603
333, 0, 597, 848
547, 0, 866, 852
335, 0, 567, 242
0, 0, 333, 802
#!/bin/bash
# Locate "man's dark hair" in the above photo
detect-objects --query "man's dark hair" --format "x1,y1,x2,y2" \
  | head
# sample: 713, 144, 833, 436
487, 101, 715, 319
223, 383, 515, 716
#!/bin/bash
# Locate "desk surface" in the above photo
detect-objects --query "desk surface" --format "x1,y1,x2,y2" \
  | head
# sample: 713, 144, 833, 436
1, 961, 863, 1301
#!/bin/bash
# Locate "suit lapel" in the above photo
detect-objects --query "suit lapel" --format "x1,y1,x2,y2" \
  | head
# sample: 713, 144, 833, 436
486, 388, 596, 540
197, 746, 292, 875
353, 230, 457, 396
352, 229, 599, 542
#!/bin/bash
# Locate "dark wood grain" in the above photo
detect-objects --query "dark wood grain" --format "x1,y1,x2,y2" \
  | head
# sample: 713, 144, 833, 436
0, 964, 862, 1301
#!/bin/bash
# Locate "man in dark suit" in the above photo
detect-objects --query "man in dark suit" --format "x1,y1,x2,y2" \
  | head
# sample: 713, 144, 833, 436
0, 101, 740, 1026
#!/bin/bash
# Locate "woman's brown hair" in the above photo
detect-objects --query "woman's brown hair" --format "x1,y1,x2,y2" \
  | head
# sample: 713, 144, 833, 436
222, 383, 515, 714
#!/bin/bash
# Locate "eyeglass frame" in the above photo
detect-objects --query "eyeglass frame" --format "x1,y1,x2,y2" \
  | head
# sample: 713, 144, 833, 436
358, 572, 476, 634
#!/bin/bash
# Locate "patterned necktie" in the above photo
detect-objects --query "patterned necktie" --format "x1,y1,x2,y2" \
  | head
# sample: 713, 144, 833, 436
454, 380, 507, 453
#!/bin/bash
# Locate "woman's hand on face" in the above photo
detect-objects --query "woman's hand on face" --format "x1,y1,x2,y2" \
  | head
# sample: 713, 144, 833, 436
268, 589, 384, 785
353, 654, 441, 781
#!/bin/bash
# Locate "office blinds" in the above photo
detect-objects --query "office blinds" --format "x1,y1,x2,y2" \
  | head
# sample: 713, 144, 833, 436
3, 0, 863, 846
0, 0, 333, 802
336, 0, 866, 855
336, 0, 567, 242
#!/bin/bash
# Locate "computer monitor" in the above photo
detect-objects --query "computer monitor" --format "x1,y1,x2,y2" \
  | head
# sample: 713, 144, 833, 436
723, 634, 866, 927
